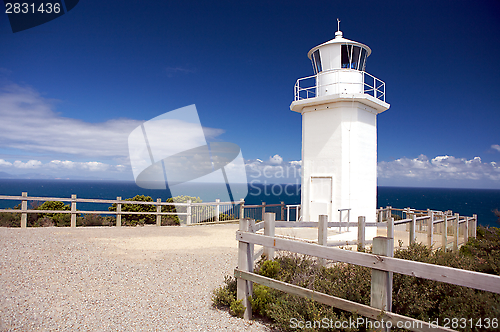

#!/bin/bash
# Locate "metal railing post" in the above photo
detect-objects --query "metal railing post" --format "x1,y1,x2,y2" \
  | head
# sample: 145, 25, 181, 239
239, 199, 245, 220
410, 214, 416, 246
215, 198, 220, 223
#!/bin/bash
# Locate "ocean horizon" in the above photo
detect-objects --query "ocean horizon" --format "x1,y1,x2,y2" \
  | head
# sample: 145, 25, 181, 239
0, 179, 498, 227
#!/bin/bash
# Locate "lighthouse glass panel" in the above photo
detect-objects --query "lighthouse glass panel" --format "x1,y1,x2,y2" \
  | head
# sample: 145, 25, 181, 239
341, 45, 368, 71
312, 50, 322, 74
359, 48, 367, 71
341, 45, 350, 69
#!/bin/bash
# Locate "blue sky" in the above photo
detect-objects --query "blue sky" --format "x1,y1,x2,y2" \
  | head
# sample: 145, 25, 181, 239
0, 0, 499, 188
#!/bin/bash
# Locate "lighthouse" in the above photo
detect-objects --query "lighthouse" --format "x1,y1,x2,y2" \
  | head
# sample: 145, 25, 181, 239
290, 23, 390, 235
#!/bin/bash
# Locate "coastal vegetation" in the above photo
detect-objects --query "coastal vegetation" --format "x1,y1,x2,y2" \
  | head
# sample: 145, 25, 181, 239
0, 194, 203, 227
212, 226, 500, 331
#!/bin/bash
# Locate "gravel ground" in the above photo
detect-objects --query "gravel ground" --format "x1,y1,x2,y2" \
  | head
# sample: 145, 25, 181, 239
0, 224, 273, 331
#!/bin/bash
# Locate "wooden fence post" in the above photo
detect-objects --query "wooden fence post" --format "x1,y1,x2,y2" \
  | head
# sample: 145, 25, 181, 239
318, 215, 328, 265
472, 214, 477, 238
427, 210, 434, 248
371, 237, 393, 314
464, 216, 469, 244
239, 199, 245, 220
442, 214, 448, 251
21, 192, 28, 228
70, 194, 77, 228
116, 197, 122, 227
409, 214, 416, 246
215, 199, 220, 223
261, 202, 266, 221
280, 201, 285, 221
453, 213, 459, 251
186, 200, 192, 225
237, 218, 253, 320
156, 198, 161, 226
378, 207, 383, 223
357, 216, 365, 251
264, 213, 275, 260
387, 217, 394, 240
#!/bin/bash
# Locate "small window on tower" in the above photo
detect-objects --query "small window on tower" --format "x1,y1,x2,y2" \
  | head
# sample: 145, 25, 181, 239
359, 48, 367, 72
312, 50, 322, 74
351, 46, 361, 70
341, 45, 350, 69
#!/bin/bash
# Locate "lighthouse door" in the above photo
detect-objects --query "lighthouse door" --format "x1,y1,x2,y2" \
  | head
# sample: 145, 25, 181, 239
310, 176, 333, 222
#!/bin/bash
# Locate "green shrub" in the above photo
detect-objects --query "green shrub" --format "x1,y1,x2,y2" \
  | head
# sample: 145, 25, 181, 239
109, 195, 155, 226
0, 212, 20, 227
213, 228, 500, 331
230, 299, 246, 318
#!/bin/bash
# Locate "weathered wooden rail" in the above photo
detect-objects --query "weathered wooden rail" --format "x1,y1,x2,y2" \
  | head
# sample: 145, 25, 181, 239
0, 192, 300, 227
235, 213, 498, 332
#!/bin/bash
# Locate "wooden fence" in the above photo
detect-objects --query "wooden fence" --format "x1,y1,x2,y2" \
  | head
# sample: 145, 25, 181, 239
0, 192, 300, 227
235, 213, 498, 332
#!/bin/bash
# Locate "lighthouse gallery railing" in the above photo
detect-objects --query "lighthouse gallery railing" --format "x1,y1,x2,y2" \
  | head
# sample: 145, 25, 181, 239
294, 70, 386, 102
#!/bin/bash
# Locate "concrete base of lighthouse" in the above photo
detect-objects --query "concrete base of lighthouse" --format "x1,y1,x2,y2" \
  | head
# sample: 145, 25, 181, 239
291, 93, 389, 241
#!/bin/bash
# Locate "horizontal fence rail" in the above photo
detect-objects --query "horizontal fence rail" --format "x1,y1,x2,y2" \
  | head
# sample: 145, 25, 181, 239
0, 193, 300, 228
235, 213, 494, 331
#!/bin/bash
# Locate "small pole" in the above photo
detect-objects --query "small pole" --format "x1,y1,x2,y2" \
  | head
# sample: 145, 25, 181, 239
156, 198, 161, 226
263, 213, 275, 260
453, 213, 459, 251
287, 205, 290, 222
464, 216, 469, 243
427, 210, 434, 248
357, 216, 365, 251
186, 200, 192, 225
116, 197, 122, 227
239, 199, 245, 220
371, 237, 393, 314
261, 202, 266, 221
442, 215, 448, 251
237, 218, 252, 320
388, 217, 394, 239
410, 214, 416, 246
280, 201, 285, 221
215, 198, 220, 223
472, 214, 477, 238
70, 194, 77, 228
21, 192, 28, 228
317, 215, 328, 265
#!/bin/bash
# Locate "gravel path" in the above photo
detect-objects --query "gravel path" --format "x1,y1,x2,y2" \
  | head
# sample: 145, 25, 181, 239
0, 225, 273, 331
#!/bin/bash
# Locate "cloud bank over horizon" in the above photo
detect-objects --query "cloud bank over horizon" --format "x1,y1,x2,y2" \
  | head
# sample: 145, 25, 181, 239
0, 84, 499, 188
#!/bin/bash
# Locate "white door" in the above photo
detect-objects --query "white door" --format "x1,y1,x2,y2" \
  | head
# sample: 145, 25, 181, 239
310, 176, 332, 222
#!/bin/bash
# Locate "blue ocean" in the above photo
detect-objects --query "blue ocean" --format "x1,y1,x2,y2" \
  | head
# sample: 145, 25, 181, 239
0, 179, 499, 227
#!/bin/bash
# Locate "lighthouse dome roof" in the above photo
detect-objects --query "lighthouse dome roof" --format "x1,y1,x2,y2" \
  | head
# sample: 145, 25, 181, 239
307, 31, 372, 60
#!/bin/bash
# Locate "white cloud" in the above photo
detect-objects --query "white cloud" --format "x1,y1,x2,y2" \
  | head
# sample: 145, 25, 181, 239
378, 154, 500, 182
0, 84, 225, 160
269, 154, 283, 165
492, 144, 500, 152
13, 160, 42, 169
0, 159, 12, 166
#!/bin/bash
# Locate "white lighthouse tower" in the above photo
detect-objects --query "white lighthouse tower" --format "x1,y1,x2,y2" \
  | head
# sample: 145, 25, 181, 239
291, 23, 390, 237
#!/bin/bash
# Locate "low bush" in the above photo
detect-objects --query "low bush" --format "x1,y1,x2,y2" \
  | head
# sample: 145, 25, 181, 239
213, 227, 500, 331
